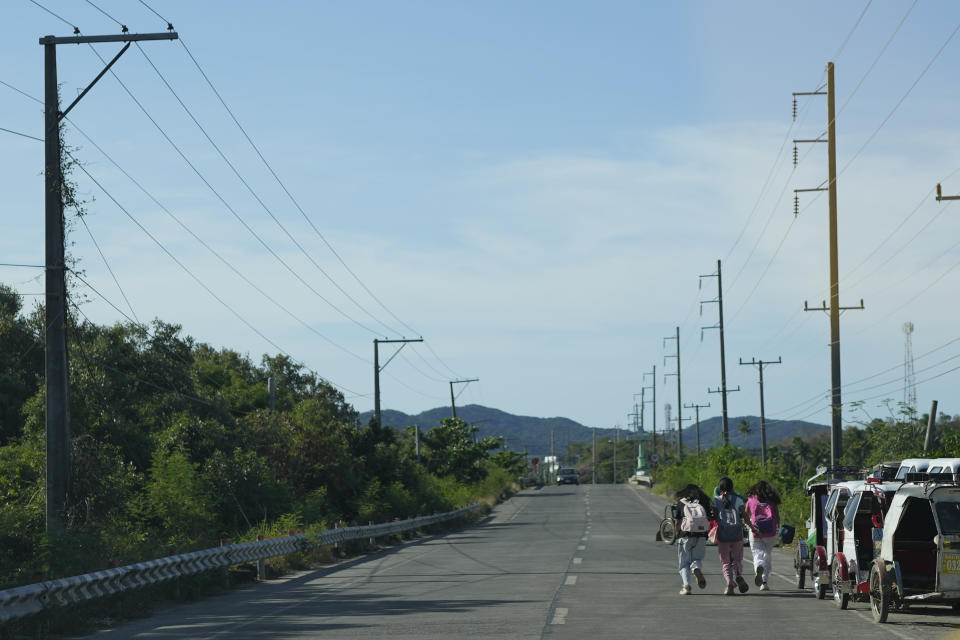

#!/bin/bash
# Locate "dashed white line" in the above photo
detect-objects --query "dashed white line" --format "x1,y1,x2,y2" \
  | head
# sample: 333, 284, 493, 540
551, 607, 568, 624
565, 575, 577, 586
577, 545, 586, 551
573, 557, 583, 565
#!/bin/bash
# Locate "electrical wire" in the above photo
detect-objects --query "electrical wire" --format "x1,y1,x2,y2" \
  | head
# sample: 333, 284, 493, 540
0, 126, 42, 142
78, 214, 140, 323
0, 76, 375, 367
85, 43, 382, 338
133, 42, 399, 338
832, 0, 873, 62
66, 151, 367, 397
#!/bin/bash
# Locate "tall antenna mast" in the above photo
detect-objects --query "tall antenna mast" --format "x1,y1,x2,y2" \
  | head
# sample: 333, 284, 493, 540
903, 322, 916, 421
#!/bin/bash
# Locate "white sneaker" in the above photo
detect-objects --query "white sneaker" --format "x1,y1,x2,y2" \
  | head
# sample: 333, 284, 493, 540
679, 585, 692, 595
760, 583, 769, 591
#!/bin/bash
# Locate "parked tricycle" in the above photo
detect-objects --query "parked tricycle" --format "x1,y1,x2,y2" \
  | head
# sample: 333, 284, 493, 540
869, 474, 960, 622
825, 478, 900, 609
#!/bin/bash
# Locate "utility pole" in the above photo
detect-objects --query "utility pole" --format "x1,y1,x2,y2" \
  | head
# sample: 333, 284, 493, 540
373, 337, 423, 427
664, 326, 683, 460
924, 400, 939, 451
449, 378, 479, 418
41, 28, 178, 534
701, 260, 738, 446
683, 402, 710, 457
794, 62, 863, 467
592, 428, 597, 485
739, 357, 782, 465
643, 366, 657, 455
613, 427, 618, 483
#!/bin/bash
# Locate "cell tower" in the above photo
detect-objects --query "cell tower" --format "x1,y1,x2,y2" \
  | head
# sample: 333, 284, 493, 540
903, 322, 917, 420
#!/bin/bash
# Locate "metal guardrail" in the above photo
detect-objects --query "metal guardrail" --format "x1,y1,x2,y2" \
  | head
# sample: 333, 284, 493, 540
0, 504, 482, 624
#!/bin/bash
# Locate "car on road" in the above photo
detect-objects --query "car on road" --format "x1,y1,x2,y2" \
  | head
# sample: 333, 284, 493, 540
556, 468, 580, 485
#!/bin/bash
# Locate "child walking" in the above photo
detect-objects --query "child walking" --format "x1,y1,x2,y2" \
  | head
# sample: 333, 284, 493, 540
712, 477, 749, 595
673, 484, 714, 595
744, 480, 781, 591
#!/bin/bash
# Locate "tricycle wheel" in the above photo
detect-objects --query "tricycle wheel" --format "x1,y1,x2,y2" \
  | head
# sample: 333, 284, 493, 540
832, 560, 849, 609
795, 548, 806, 589
870, 562, 889, 623
659, 518, 676, 545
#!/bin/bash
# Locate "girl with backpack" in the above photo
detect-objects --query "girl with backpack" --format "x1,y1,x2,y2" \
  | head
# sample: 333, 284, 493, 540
744, 480, 781, 591
673, 484, 714, 595
712, 477, 749, 595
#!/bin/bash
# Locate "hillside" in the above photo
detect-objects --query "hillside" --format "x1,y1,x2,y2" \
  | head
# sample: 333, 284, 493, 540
359, 406, 828, 457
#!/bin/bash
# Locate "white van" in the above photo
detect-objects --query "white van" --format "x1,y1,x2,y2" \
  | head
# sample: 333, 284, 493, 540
895, 458, 932, 480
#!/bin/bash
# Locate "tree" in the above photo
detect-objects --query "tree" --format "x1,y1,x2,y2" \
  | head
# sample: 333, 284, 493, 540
421, 418, 500, 484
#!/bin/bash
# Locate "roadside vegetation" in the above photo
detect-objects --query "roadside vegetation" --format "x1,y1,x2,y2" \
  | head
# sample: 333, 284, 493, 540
0, 283, 525, 599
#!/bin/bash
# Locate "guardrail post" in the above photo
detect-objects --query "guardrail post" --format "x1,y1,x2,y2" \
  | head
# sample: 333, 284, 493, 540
255, 536, 266, 581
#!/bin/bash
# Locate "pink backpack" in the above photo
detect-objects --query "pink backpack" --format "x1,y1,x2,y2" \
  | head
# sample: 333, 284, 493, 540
751, 498, 777, 537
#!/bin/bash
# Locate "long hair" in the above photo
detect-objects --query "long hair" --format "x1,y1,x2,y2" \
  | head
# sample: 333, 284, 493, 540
745, 480, 781, 504
677, 483, 707, 503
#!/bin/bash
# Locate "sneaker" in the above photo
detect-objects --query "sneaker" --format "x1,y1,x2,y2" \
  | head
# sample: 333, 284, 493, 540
735, 575, 749, 593
679, 584, 692, 595
760, 583, 770, 591
724, 585, 735, 596
755, 565, 764, 587
693, 568, 706, 589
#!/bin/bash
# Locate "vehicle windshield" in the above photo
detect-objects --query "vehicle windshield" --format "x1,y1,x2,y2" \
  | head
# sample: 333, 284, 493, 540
558, 468, 576, 475
935, 501, 960, 535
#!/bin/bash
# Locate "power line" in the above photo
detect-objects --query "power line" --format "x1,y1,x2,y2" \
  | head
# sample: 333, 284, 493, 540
133, 42, 400, 337
832, 0, 873, 61
85, 43, 382, 338
0, 76, 375, 366
78, 214, 140, 323
0, 126, 42, 142
67, 152, 366, 397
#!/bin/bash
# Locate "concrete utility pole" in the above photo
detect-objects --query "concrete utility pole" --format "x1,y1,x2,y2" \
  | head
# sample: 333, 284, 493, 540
664, 326, 683, 460
701, 260, 738, 446
924, 400, 939, 451
794, 62, 863, 467
41, 28, 178, 534
449, 378, 479, 418
739, 357, 782, 465
592, 428, 597, 485
613, 428, 618, 483
373, 338, 423, 426
643, 366, 657, 455
684, 402, 710, 457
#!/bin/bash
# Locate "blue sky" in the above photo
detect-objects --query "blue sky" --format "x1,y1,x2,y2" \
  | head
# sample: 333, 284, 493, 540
3, 1, 960, 436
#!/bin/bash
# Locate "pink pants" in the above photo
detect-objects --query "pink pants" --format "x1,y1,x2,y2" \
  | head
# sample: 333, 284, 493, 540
717, 540, 744, 586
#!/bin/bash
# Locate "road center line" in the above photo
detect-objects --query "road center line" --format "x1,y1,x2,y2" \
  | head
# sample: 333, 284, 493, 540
551, 607, 568, 625
565, 575, 577, 586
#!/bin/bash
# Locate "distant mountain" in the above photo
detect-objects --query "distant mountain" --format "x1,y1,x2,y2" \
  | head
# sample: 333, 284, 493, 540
358, 406, 829, 457
673, 415, 829, 452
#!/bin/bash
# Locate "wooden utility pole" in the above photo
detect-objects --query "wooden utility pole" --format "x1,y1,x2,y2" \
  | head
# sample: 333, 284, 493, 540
664, 326, 683, 460
739, 357, 781, 465
794, 62, 863, 467
702, 260, 738, 445
41, 29, 178, 534
643, 366, 657, 455
683, 402, 710, 457
373, 337, 423, 426
449, 378, 479, 418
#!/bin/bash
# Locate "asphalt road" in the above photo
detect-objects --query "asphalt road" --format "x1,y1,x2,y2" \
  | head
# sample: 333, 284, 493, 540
86, 485, 960, 639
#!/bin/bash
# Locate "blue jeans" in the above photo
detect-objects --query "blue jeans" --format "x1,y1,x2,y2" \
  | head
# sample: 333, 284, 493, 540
677, 535, 706, 586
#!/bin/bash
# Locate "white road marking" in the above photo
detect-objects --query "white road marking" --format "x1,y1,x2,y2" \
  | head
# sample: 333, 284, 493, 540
551, 607, 568, 624
573, 557, 583, 565
565, 575, 577, 586
577, 545, 586, 550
